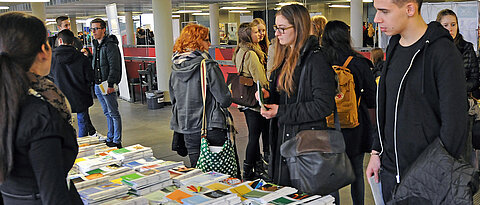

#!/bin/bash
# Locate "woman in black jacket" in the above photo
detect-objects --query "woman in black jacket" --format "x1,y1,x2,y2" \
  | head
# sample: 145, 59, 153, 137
321, 20, 377, 205
260, 3, 336, 199
437, 9, 480, 93
0, 12, 82, 204
437, 9, 480, 162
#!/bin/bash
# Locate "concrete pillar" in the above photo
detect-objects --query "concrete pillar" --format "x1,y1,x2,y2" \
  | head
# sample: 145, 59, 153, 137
31, 2, 46, 21
70, 16, 78, 33
152, 0, 173, 101
209, 4, 220, 46
350, 0, 363, 47
125, 11, 135, 45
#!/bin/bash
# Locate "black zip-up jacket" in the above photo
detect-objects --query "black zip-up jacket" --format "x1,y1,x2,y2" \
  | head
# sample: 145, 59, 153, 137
372, 22, 468, 180
268, 36, 337, 185
50, 45, 94, 113
169, 51, 232, 134
92, 34, 122, 88
456, 35, 480, 92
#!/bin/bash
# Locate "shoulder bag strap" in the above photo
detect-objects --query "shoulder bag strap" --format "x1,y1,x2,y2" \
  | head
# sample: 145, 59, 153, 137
342, 56, 354, 68
239, 50, 249, 75
296, 50, 341, 131
200, 59, 208, 138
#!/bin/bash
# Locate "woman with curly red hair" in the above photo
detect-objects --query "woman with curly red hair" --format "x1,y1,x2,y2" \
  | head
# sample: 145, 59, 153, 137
169, 24, 232, 167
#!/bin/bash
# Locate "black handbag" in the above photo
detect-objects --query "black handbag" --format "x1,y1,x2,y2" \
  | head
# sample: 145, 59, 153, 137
279, 63, 355, 195
226, 51, 257, 107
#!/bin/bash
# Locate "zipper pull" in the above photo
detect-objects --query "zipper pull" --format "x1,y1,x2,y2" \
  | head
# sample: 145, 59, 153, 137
396, 174, 400, 183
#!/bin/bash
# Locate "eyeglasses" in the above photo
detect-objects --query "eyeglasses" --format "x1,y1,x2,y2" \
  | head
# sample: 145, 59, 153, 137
273, 25, 294, 34
91, 27, 103, 32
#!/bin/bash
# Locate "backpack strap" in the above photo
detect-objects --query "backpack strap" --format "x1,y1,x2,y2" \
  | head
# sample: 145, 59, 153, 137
342, 56, 354, 68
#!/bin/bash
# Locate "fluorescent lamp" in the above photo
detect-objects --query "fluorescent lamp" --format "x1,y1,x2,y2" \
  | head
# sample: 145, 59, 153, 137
172, 10, 201, 14
172, 15, 180, 18
192, 13, 210, 16
229, 10, 251, 13
346, 0, 373, 2
220, 7, 247, 10
45, 18, 55, 22
0, 0, 49, 2
277, 2, 304, 6
329, 5, 351, 8
0, 6, 9, 9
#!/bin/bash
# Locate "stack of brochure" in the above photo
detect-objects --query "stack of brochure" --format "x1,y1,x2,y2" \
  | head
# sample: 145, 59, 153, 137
78, 181, 129, 205
109, 144, 154, 163
76, 155, 122, 175
120, 167, 172, 196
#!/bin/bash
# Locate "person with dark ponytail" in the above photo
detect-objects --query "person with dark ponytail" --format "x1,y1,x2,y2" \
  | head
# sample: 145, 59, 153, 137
321, 20, 377, 205
0, 12, 82, 204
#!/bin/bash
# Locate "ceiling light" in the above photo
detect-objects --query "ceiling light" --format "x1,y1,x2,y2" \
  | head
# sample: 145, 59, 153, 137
192, 13, 210, 16
0, 0, 49, 2
172, 15, 180, 18
346, 0, 373, 2
45, 18, 55, 22
277, 2, 304, 6
229, 10, 251, 13
275, 7, 282, 10
172, 10, 201, 14
0, 6, 9, 9
329, 5, 351, 8
220, 7, 247, 10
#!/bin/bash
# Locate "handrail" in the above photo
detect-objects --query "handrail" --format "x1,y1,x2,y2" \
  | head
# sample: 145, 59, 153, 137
124, 56, 156, 61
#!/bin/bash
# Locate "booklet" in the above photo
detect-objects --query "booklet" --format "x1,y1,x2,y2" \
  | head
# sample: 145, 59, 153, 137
98, 81, 118, 95
368, 175, 385, 205
257, 80, 267, 110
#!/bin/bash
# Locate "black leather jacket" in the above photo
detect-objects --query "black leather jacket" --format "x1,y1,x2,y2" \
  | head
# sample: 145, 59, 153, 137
92, 35, 122, 87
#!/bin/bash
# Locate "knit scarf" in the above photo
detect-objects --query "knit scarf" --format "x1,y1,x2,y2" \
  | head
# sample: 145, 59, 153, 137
26, 72, 72, 125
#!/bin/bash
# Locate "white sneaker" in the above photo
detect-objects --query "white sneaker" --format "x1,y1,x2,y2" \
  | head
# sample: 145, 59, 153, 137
92, 132, 107, 142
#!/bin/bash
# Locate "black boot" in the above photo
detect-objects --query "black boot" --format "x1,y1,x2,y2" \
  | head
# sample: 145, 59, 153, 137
243, 161, 255, 181
254, 160, 270, 181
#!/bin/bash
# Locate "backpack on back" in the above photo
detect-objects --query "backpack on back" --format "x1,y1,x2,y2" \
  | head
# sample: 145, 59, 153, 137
326, 56, 360, 128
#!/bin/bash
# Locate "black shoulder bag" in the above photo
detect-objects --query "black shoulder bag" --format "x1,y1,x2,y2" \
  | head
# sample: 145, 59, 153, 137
280, 62, 355, 195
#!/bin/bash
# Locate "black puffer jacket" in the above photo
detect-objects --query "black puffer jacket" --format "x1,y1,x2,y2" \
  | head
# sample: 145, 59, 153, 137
92, 34, 122, 87
268, 36, 336, 186
50, 45, 94, 113
169, 51, 232, 134
456, 35, 480, 92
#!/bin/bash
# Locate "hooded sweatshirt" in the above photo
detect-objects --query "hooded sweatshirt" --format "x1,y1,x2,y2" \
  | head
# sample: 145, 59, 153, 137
372, 21, 468, 182
50, 45, 94, 113
169, 50, 231, 134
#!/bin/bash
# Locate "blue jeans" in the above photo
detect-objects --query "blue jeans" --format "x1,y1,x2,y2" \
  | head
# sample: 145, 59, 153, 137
77, 110, 96, 137
94, 84, 122, 143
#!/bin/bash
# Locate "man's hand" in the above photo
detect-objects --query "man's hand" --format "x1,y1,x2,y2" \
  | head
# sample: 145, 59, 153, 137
261, 104, 278, 119
107, 87, 116, 94
366, 154, 381, 183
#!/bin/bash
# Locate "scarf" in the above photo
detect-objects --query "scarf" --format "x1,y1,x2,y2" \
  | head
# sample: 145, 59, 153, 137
26, 72, 72, 125
172, 50, 210, 65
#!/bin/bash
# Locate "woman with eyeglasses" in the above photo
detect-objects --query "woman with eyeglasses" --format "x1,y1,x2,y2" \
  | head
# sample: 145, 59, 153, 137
0, 12, 82, 204
259, 3, 336, 191
232, 22, 269, 181
170, 24, 231, 168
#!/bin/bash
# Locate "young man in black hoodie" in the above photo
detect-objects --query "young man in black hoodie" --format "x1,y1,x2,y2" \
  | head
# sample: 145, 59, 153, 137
50, 29, 96, 137
366, 0, 468, 202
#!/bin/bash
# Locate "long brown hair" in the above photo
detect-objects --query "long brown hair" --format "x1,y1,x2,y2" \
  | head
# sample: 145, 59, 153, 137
272, 4, 311, 96
0, 12, 48, 183
251, 18, 270, 53
436, 9, 461, 46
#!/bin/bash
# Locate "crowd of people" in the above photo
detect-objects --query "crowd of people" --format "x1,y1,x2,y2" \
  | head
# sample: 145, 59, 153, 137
0, 0, 479, 203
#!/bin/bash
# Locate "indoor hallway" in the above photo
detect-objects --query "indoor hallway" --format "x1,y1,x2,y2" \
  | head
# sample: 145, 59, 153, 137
80, 98, 480, 204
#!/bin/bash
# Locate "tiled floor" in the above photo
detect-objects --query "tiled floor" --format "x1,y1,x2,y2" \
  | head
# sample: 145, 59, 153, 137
81, 98, 480, 204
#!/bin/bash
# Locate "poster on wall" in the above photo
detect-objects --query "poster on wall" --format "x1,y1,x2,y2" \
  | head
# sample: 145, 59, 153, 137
421, 1, 478, 51
227, 23, 237, 42
219, 23, 227, 44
